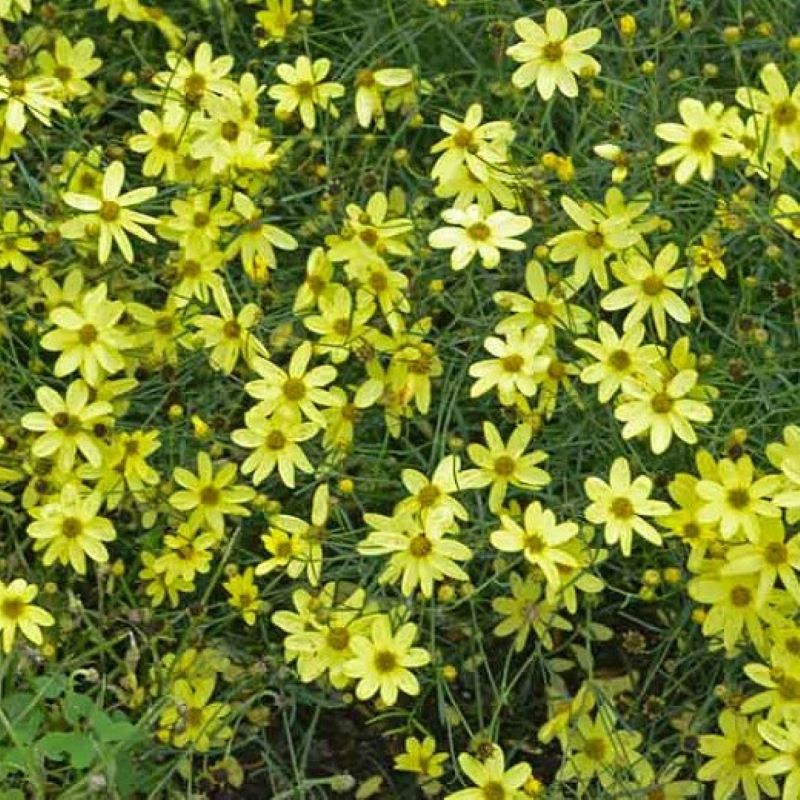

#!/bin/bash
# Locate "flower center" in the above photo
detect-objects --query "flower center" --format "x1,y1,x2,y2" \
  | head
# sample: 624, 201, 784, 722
1, 598, 25, 620
62, 517, 83, 539
332, 318, 351, 336
374, 650, 397, 673
730, 585, 752, 607
493, 456, 515, 477
157, 132, 177, 150
184, 73, 206, 98
543, 41, 564, 62
650, 392, 673, 414
295, 80, 314, 98
99, 201, 120, 222
765, 542, 788, 565
355, 69, 375, 88
733, 743, 754, 765
502, 354, 524, 373
54, 65, 73, 82
193, 211, 210, 228
409, 534, 433, 557
223, 320, 241, 339
182, 259, 201, 278
608, 349, 631, 371
200, 485, 220, 506
773, 101, 798, 126
453, 128, 473, 148
524, 534, 544, 554
221, 121, 240, 141
690, 129, 712, 152
585, 230, 604, 249
727, 488, 750, 510
610, 497, 634, 519
359, 228, 379, 247
327, 626, 350, 650
266, 431, 287, 450
482, 782, 506, 800
583, 737, 607, 761
185, 707, 204, 728
283, 378, 306, 401
642, 275, 664, 296
417, 484, 441, 508
547, 360, 566, 380
78, 323, 98, 345
467, 222, 491, 242
533, 301, 553, 319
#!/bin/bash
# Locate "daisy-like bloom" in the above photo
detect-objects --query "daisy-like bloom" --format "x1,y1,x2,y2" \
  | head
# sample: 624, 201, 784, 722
344, 615, 430, 706
128, 105, 190, 181
602, 244, 692, 341
506, 8, 601, 100
697, 710, 778, 800
0, 579, 54, 653
21, 380, 111, 471
615, 370, 713, 454
428, 204, 532, 270
27, 483, 116, 575
268, 55, 345, 129
0, 210, 38, 272
461, 422, 551, 513
688, 570, 770, 653
547, 194, 641, 290
429, 103, 513, 184
156, 677, 232, 753
695, 455, 782, 542
36, 36, 102, 101
584, 457, 670, 557
492, 571, 572, 651
39, 282, 129, 387
255, 0, 298, 46
61, 160, 158, 264
0, 73, 65, 133
557, 711, 645, 794
593, 142, 630, 184
655, 98, 743, 184
772, 194, 800, 240
154, 42, 235, 109
736, 63, 800, 158
394, 736, 448, 781
490, 501, 579, 587
575, 321, 662, 404
740, 657, 800, 722
191, 293, 269, 375
358, 510, 472, 598
222, 567, 265, 626
447, 745, 531, 800
396, 454, 469, 525
468, 325, 550, 405
757, 718, 800, 799
158, 190, 237, 256
302, 285, 376, 364
354, 67, 413, 129
156, 528, 218, 585
245, 341, 337, 425
232, 411, 318, 487
168, 452, 256, 536
767, 425, 800, 512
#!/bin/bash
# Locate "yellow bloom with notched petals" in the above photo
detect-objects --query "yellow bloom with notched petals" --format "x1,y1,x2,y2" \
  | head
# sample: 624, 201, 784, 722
268, 55, 344, 129
0, 579, 54, 653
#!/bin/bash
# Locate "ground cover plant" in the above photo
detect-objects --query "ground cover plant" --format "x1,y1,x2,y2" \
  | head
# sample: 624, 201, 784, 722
0, 0, 798, 797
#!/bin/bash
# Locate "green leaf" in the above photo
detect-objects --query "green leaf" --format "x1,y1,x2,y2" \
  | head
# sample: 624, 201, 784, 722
38, 731, 98, 770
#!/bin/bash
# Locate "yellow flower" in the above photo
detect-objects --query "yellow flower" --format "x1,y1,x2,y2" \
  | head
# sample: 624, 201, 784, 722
354, 67, 413, 129
255, 0, 299, 47
128, 105, 190, 181
168, 452, 256, 536
428, 204, 532, 270
593, 142, 630, 183
61, 160, 158, 264
157, 190, 237, 256
0, 73, 65, 133
575, 321, 662, 404
245, 340, 336, 425
490, 501, 578, 587
268, 55, 344, 129
757, 718, 800, 797
506, 9, 601, 100
772, 194, 800, 240
446, 745, 531, 800
492, 571, 572, 651
222, 567, 264, 626
584, 457, 670, 556
302, 285, 376, 364
615, 369, 713, 454
157, 528, 218, 584
0, 578, 54, 653
232, 411, 318, 487
697, 710, 778, 800
695, 455, 782, 541
394, 736, 448, 779
36, 36, 102, 101
740, 658, 800, 722
655, 98, 742, 183
601, 243, 692, 340
27, 483, 116, 574
0, 210, 38, 272
468, 326, 550, 406
461, 422, 550, 513
767, 425, 800, 512
157, 677, 232, 752
154, 42, 235, 110
39, 282, 129, 386
344, 615, 430, 706
22, 380, 112, 471
358, 510, 472, 598
396, 455, 469, 525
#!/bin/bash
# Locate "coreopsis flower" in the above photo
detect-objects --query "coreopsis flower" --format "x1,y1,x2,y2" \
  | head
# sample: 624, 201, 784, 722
695, 456, 782, 542
21, 380, 111, 471
39, 282, 129, 386
615, 370, 713, 454
447, 745, 531, 800
428, 204, 532, 270
254, 0, 299, 46
222, 567, 265, 625
492, 571, 572, 651
602, 244, 692, 340
772, 193, 800, 239
344, 615, 430, 705
490, 501, 579, 587
575, 322, 662, 404
468, 325, 550, 405
0, 210, 38, 272
655, 98, 742, 183
547, 194, 641, 290
154, 42, 236, 109
36, 36, 102, 100
168, 452, 256, 536
584, 457, 670, 556
768, 425, 800, 513
396, 455, 469, 525
0, 579, 54, 653
358, 510, 472, 597
429, 103, 513, 184
61, 160, 158, 264
157, 190, 237, 255
268, 55, 345, 129
354, 67, 413, 129
0, 73, 66, 132
157, 677, 232, 752
461, 422, 550, 513
757, 718, 800, 798
697, 710, 778, 799
506, 9, 601, 100
27, 483, 117, 574
593, 143, 630, 183
157, 528, 218, 584
128, 105, 190, 181
302, 285, 376, 364
394, 736, 448, 780
232, 411, 318, 487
